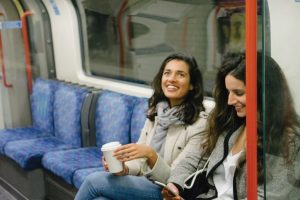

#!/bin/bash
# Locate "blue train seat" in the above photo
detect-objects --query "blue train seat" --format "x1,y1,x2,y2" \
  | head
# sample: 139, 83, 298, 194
41, 90, 138, 185
130, 97, 148, 143
70, 95, 148, 188
3, 83, 89, 169
0, 78, 57, 154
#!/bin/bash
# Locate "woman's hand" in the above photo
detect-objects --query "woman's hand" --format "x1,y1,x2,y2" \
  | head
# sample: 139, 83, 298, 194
101, 156, 109, 172
113, 143, 158, 168
101, 156, 129, 176
162, 183, 181, 200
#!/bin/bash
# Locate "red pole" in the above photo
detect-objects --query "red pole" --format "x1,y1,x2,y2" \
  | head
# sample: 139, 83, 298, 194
21, 11, 33, 93
246, 0, 257, 199
117, 0, 128, 68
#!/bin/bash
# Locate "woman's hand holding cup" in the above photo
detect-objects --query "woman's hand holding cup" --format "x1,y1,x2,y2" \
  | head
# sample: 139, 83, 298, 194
101, 156, 109, 172
102, 156, 128, 176
101, 141, 124, 174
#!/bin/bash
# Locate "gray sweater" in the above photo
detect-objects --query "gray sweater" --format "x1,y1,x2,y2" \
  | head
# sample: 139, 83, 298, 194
168, 127, 300, 199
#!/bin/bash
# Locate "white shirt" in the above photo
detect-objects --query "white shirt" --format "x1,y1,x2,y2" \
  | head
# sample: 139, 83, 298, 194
213, 150, 243, 199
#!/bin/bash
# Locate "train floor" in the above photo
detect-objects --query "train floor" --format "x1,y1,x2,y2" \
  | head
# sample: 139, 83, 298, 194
0, 185, 17, 200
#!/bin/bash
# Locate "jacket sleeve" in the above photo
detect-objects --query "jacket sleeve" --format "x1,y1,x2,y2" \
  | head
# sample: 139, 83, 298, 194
125, 119, 151, 175
167, 146, 205, 189
142, 112, 208, 184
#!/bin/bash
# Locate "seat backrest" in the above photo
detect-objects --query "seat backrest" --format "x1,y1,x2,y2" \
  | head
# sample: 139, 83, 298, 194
130, 97, 148, 143
31, 78, 57, 134
81, 91, 101, 147
94, 90, 136, 148
53, 83, 89, 147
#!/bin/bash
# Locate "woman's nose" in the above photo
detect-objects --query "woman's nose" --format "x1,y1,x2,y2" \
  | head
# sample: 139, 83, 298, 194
227, 93, 236, 105
167, 73, 176, 82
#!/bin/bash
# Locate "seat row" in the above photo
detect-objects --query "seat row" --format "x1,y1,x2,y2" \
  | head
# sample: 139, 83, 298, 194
0, 78, 148, 200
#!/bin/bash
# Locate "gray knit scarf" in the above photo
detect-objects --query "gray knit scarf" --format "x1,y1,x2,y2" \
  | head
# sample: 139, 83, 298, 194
150, 101, 184, 157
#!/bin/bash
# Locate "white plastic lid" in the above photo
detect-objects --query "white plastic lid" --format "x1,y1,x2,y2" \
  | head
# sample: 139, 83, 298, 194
101, 141, 121, 151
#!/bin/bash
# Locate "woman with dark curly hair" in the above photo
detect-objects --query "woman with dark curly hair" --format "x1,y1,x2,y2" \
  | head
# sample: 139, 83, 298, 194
163, 52, 300, 199
75, 52, 208, 200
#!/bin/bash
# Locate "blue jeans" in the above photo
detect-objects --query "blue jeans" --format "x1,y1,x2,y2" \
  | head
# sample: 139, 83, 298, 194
74, 171, 163, 200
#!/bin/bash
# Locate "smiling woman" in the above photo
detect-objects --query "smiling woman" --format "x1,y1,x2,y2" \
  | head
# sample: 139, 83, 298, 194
74, 52, 208, 200
161, 60, 193, 107
225, 74, 246, 117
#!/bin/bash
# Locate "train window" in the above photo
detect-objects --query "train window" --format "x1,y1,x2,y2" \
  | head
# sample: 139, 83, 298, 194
74, 0, 264, 95
263, 1, 300, 199
19, 0, 56, 79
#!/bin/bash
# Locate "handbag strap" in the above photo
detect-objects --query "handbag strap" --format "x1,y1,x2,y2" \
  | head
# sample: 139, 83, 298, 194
183, 156, 211, 189
196, 155, 210, 171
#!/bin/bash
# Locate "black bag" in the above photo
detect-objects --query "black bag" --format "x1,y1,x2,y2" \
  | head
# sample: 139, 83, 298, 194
182, 157, 210, 200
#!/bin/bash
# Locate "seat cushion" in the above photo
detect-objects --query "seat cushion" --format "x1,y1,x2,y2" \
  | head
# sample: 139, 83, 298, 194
94, 90, 135, 147
72, 167, 104, 189
4, 137, 74, 170
42, 147, 102, 185
130, 97, 148, 143
53, 84, 89, 147
0, 127, 52, 154
31, 78, 57, 133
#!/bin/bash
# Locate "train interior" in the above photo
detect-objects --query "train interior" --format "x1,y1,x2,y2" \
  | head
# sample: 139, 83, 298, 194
0, 0, 300, 199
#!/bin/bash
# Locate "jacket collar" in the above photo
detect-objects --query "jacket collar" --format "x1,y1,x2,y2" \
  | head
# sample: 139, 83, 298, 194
206, 125, 245, 177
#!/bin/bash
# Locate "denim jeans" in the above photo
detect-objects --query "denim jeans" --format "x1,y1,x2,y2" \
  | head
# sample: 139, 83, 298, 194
74, 171, 163, 200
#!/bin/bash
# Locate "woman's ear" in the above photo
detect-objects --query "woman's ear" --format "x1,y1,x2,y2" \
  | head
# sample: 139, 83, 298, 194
189, 84, 194, 91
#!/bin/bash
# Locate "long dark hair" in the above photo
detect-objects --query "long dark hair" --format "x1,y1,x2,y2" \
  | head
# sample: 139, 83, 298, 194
205, 53, 246, 154
259, 53, 300, 162
147, 52, 205, 125
205, 52, 300, 184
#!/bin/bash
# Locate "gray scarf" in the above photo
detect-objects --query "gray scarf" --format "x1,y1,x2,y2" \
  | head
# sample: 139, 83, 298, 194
150, 101, 184, 157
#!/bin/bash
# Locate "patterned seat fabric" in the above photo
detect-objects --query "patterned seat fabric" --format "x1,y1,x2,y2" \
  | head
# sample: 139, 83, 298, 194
42, 147, 101, 184
0, 78, 57, 154
130, 97, 148, 143
31, 78, 57, 133
70, 93, 148, 188
71, 97, 148, 189
4, 137, 73, 169
4, 83, 89, 169
94, 90, 135, 147
42, 90, 137, 185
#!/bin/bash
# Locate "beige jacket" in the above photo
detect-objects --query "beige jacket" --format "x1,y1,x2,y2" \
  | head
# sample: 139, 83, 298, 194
126, 111, 208, 184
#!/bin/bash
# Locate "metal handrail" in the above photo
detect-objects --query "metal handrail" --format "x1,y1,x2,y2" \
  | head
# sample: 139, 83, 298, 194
21, 11, 33, 93
117, 0, 128, 68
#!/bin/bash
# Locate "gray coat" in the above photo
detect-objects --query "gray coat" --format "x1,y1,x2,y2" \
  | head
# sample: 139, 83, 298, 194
168, 126, 246, 199
168, 127, 300, 199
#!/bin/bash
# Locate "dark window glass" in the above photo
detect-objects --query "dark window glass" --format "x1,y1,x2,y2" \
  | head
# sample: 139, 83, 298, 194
75, 0, 264, 95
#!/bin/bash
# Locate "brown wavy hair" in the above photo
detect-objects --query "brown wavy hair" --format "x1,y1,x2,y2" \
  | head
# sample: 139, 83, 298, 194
204, 53, 246, 154
204, 52, 300, 184
147, 52, 205, 125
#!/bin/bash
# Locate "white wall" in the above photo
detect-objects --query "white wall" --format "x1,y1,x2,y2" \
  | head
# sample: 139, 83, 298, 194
268, 0, 300, 113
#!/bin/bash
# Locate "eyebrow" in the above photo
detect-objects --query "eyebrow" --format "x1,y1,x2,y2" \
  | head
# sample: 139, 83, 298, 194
231, 89, 245, 93
164, 69, 188, 74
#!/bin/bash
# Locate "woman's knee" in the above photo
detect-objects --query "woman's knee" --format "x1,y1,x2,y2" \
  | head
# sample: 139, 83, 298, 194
84, 171, 109, 188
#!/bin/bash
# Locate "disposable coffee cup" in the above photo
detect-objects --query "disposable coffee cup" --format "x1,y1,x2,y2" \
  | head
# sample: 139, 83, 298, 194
101, 141, 123, 173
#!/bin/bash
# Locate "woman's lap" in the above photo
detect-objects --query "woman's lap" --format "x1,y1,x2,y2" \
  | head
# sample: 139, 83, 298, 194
75, 171, 163, 200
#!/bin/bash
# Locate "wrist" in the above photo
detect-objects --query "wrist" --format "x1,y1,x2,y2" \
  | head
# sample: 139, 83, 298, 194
123, 165, 129, 175
146, 149, 158, 168
146, 148, 156, 160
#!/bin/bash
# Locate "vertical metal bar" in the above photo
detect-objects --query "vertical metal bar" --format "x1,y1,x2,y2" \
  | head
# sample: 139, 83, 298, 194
246, 0, 257, 199
21, 11, 33, 93
117, 0, 128, 68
